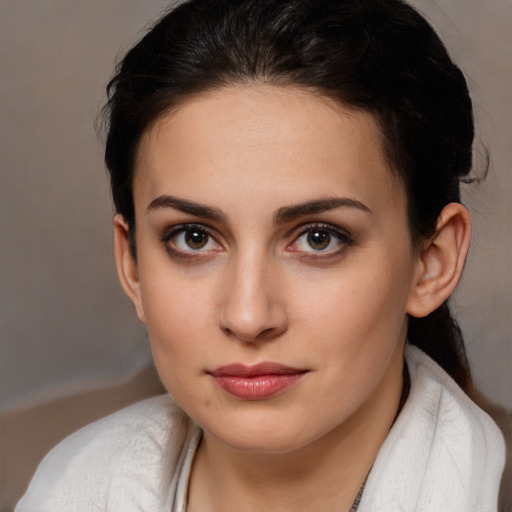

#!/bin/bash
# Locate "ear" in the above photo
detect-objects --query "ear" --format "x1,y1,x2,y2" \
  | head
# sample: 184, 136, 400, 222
406, 203, 471, 318
113, 214, 146, 323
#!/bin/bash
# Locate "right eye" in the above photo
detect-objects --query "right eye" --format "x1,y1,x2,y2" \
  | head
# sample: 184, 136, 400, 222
163, 225, 222, 255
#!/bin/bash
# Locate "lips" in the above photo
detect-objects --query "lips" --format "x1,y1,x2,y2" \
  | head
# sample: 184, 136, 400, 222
209, 362, 308, 400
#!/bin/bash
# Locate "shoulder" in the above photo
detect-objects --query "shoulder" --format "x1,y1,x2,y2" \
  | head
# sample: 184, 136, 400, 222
406, 346, 511, 511
359, 346, 506, 511
405, 344, 505, 444
404, 344, 506, 465
16, 394, 193, 512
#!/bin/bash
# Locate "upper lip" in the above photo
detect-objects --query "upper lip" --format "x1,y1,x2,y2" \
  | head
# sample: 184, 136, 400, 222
209, 362, 308, 377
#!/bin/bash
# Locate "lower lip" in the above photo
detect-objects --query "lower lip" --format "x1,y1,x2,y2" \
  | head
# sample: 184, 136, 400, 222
212, 373, 305, 400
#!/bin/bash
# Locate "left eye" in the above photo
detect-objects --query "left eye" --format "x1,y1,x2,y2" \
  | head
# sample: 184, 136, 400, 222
290, 226, 352, 254
167, 227, 221, 252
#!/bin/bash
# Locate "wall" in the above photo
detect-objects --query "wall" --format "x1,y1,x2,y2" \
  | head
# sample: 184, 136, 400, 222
1, 0, 510, 415
0, 0, 173, 412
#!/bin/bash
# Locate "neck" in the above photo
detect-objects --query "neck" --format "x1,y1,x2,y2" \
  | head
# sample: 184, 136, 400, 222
188, 348, 405, 512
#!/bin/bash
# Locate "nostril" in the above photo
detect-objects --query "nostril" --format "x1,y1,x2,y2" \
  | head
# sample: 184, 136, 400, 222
256, 326, 286, 342
220, 323, 287, 343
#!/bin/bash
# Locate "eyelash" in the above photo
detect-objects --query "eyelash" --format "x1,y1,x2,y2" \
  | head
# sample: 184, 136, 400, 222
160, 223, 222, 260
287, 223, 354, 259
160, 222, 354, 261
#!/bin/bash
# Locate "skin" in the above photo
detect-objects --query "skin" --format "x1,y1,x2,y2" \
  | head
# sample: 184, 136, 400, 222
114, 85, 471, 512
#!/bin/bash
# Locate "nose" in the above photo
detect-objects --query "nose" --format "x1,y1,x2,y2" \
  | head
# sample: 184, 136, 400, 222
219, 255, 288, 343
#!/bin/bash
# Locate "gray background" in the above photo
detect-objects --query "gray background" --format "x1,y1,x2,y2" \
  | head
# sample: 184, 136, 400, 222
1, 0, 511, 413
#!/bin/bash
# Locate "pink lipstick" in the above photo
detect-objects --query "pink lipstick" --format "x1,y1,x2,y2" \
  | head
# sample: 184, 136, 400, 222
209, 362, 307, 400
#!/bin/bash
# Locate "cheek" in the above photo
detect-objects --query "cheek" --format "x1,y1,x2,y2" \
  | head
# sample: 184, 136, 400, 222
138, 269, 215, 378
299, 261, 410, 328
291, 251, 413, 363
293, 266, 410, 411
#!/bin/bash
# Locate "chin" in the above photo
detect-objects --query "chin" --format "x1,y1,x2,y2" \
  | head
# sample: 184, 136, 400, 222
198, 407, 341, 455
212, 430, 311, 455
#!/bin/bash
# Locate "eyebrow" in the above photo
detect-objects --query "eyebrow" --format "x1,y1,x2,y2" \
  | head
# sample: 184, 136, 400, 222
147, 195, 371, 223
147, 195, 226, 221
274, 197, 371, 224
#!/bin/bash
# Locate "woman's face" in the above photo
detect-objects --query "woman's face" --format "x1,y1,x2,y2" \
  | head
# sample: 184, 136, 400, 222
125, 85, 422, 454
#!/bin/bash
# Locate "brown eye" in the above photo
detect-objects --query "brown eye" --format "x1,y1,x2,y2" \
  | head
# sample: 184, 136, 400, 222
287, 223, 354, 256
164, 224, 222, 254
184, 229, 209, 249
307, 230, 331, 251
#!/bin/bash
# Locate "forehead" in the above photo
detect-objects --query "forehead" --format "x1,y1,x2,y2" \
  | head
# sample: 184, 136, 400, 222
133, 84, 405, 216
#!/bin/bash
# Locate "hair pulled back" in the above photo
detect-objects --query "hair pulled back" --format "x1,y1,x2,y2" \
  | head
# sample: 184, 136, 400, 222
104, 0, 475, 393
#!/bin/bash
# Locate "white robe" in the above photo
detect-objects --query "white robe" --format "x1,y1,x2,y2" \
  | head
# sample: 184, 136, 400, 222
16, 346, 506, 511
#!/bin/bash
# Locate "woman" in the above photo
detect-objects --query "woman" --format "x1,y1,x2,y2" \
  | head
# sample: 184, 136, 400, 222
16, 0, 508, 510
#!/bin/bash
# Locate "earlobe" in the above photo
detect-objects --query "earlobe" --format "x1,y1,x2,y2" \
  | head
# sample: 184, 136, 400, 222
113, 214, 146, 323
406, 203, 471, 318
